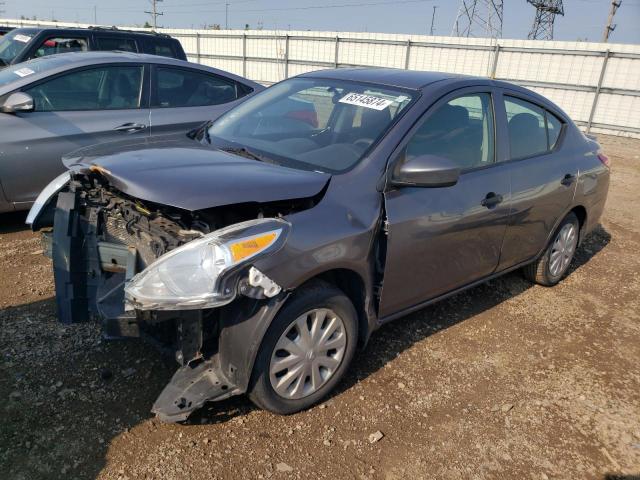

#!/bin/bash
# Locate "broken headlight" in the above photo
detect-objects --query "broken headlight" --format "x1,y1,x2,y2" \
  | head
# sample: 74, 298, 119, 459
125, 218, 289, 311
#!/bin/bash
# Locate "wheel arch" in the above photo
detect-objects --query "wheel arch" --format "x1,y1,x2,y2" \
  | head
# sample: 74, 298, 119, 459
310, 268, 372, 349
218, 266, 374, 395
571, 205, 587, 240
537, 204, 588, 261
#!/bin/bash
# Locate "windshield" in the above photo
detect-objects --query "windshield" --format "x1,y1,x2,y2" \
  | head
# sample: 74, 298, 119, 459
208, 77, 415, 173
0, 30, 33, 65
0, 54, 75, 88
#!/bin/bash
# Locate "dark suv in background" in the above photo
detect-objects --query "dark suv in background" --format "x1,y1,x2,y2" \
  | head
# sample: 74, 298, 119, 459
0, 26, 186, 67
0, 26, 13, 37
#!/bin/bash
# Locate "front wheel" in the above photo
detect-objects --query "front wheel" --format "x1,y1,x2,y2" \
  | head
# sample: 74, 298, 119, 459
523, 212, 580, 286
248, 281, 358, 414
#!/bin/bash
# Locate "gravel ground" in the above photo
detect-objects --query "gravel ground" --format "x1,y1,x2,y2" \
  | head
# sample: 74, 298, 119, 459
1, 134, 639, 480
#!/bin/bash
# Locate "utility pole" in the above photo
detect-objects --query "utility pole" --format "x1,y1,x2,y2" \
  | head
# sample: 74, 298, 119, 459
430, 5, 438, 35
145, 0, 164, 30
94, 5, 97, 25
602, 0, 621, 42
225, 3, 230, 29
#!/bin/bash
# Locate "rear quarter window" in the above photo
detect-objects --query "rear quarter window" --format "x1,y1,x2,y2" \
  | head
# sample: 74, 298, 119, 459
546, 111, 563, 149
147, 40, 177, 58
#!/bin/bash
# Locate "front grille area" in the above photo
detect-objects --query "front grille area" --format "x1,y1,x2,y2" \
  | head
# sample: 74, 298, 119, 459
102, 212, 159, 269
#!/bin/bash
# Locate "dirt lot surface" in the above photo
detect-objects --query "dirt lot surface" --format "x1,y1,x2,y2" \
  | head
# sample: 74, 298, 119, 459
1, 134, 639, 480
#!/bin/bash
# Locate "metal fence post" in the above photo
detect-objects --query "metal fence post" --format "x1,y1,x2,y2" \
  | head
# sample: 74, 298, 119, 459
334, 36, 340, 68
404, 39, 412, 69
587, 49, 611, 133
242, 33, 247, 78
196, 32, 201, 64
490, 42, 500, 79
284, 34, 290, 79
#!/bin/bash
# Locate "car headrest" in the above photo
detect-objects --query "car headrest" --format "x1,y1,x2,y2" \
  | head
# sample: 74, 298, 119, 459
509, 113, 540, 134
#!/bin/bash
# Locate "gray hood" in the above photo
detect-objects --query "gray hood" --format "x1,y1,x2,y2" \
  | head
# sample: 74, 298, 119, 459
63, 136, 331, 211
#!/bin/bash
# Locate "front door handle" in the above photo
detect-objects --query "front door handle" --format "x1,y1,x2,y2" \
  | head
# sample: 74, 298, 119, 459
561, 173, 576, 186
481, 192, 503, 209
114, 123, 147, 133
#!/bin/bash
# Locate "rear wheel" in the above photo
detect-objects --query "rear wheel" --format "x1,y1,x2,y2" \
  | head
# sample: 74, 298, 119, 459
248, 281, 358, 414
523, 212, 580, 286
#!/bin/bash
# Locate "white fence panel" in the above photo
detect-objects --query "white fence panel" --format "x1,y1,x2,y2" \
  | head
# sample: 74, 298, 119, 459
1, 19, 639, 137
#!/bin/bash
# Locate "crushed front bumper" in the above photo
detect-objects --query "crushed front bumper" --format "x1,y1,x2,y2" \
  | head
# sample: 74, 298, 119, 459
47, 188, 286, 422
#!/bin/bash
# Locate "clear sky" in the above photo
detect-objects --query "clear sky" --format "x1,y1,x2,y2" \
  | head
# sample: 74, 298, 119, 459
3, 0, 639, 44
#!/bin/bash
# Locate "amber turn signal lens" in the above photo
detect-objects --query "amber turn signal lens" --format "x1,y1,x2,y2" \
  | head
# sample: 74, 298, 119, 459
230, 232, 278, 263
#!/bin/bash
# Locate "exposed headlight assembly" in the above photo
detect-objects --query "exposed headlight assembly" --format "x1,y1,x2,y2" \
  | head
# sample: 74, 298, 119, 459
125, 218, 289, 311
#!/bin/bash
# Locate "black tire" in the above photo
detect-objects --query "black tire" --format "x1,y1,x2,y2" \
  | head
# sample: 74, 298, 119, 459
248, 280, 358, 414
523, 212, 580, 286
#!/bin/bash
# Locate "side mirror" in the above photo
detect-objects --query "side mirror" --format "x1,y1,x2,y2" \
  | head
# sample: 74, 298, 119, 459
1, 92, 34, 113
392, 154, 461, 188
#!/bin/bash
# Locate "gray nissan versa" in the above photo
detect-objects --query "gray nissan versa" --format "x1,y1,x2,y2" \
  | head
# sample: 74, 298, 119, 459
27, 68, 610, 422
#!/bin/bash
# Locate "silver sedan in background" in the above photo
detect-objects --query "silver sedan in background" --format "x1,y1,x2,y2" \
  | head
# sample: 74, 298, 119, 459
0, 51, 263, 213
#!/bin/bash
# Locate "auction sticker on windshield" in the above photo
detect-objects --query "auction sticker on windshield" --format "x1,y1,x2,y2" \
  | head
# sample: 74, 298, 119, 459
339, 92, 394, 110
13, 34, 32, 43
14, 67, 35, 78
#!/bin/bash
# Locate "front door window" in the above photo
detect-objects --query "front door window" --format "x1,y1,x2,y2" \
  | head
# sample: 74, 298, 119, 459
25, 65, 143, 111
405, 93, 495, 169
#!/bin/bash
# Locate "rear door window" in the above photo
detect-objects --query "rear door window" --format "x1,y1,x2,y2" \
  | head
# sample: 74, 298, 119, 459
96, 37, 138, 53
25, 65, 143, 111
504, 96, 562, 159
153, 67, 238, 108
32, 36, 89, 58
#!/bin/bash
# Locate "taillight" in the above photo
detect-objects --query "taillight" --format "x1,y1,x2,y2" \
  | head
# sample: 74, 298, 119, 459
597, 152, 610, 168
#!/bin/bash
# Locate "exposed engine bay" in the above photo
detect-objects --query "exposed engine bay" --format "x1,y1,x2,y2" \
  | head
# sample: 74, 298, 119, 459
44, 171, 320, 421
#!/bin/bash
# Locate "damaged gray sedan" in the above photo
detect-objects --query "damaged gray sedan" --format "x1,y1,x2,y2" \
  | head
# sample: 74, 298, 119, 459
27, 68, 610, 422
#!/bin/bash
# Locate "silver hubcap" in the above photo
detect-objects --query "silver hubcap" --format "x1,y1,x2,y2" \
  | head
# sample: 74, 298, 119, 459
269, 308, 347, 400
549, 222, 578, 277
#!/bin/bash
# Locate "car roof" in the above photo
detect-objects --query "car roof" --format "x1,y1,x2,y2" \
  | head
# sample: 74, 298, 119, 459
9, 26, 173, 39
0, 51, 262, 95
300, 68, 467, 90
41, 50, 185, 64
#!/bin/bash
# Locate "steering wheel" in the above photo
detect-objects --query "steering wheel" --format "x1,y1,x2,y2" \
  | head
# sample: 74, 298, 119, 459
354, 138, 375, 149
37, 91, 55, 111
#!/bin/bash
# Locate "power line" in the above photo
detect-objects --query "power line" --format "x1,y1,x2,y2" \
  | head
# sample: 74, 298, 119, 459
144, 0, 163, 29
602, 0, 622, 42
159, 0, 434, 14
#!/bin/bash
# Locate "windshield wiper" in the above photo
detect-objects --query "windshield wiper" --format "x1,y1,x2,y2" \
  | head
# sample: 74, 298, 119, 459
187, 120, 213, 143
220, 146, 265, 162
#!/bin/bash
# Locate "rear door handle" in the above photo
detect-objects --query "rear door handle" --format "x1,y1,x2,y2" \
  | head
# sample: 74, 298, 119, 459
481, 192, 503, 209
561, 173, 576, 186
114, 123, 147, 133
